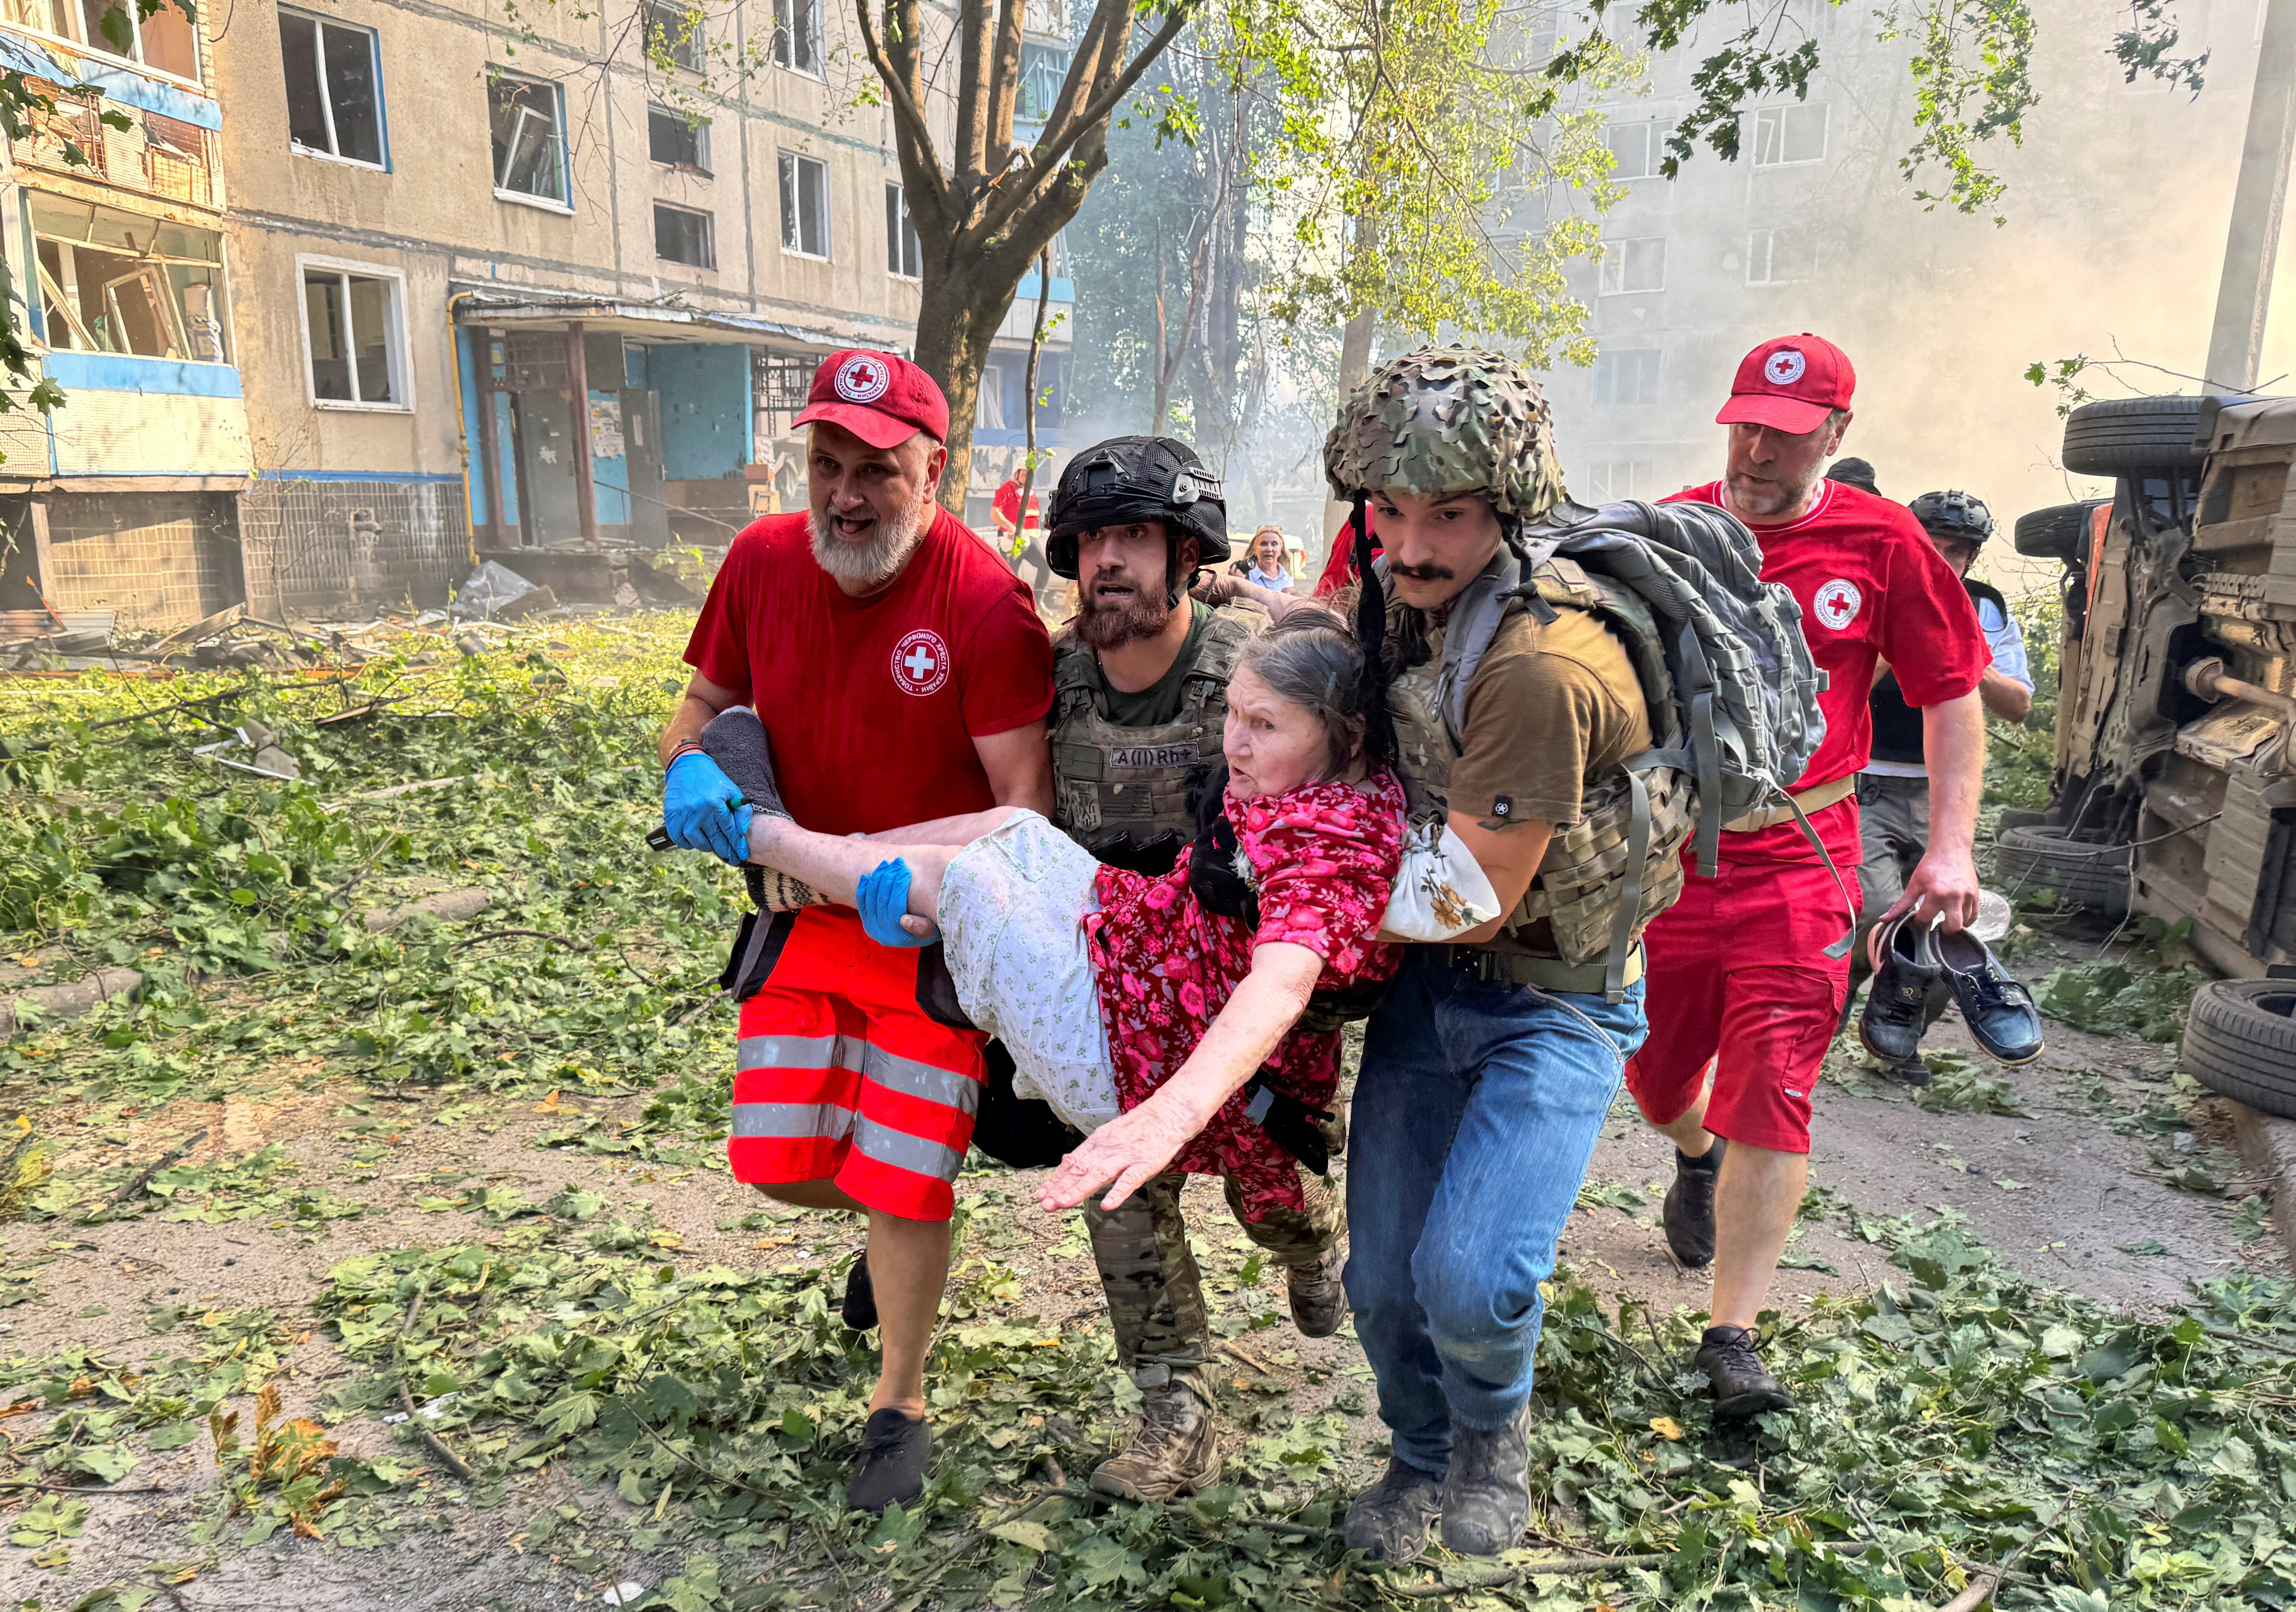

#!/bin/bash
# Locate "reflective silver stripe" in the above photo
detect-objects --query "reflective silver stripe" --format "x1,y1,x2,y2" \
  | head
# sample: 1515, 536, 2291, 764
730, 1102, 855, 1140
852, 1116, 964, 1181
737, 1033, 865, 1073
860, 1043, 979, 1113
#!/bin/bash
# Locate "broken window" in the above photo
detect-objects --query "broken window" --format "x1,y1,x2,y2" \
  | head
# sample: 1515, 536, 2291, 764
778, 151, 827, 257
1752, 103, 1827, 166
641, 0, 701, 70
31, 195, 228, 362
771, 0, 819, 74
647, 104, 708, 171
279, 8, 383, 166
301, 262, 404, 407
490, 73, 567, 206
885, 183, 920, 278
1605, 121, 1659, 181
653, 202, 714, 267
1016, 42, 1065, 123
6, 0, 202, 81
1598, 236, 1664, 295
1592, 348, 1660, 407
1746, 226, 1818, 285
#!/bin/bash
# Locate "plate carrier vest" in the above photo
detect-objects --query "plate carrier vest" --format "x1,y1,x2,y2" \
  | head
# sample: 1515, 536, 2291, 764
1050, 602, 1266, 852
1386, 551, 1695, 994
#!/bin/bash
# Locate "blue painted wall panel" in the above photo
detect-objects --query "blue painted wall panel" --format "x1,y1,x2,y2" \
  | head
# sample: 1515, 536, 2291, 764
45, 351, 241, 396
456, 329, 520, 526
649, 343, 750, 481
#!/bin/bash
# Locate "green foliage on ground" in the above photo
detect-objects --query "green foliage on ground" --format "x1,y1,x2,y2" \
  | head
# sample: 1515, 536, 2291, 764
2037, 917, 2207, 1044
1984, 582, 2063, 811
0, 618, 742, 1120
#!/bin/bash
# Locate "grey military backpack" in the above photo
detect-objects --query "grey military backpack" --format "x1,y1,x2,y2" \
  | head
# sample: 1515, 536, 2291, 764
1422, 497, 1838, 953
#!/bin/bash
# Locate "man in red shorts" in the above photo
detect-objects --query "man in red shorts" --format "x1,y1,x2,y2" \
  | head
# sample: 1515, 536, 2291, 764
657, 350, 1054, 1509
1629, 334, 1990, 1417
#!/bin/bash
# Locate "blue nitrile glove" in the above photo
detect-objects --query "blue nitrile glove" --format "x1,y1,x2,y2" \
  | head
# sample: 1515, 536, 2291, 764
664, 751, 753, 866
858, 859, 933, 947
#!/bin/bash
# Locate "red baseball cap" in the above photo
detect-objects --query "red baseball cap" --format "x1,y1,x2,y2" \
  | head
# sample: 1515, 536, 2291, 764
1717, 334, 1856, 434
791, 349, 950, 449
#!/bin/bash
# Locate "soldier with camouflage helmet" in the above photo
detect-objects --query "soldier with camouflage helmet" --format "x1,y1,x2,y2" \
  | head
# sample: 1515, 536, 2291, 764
1324, 348, 1689, 1564
1037, 435, 1352, 1505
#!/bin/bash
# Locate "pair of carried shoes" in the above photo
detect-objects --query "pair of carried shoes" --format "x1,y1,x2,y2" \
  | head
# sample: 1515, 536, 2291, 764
1861, 916, 2043, 1067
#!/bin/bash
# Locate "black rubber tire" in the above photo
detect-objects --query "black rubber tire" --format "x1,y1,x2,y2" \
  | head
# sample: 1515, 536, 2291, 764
2184, 980, 2296, 1120
2013, 501, 2099, 562
2060, 395, 2206, 476
1992, 823, 2131, 917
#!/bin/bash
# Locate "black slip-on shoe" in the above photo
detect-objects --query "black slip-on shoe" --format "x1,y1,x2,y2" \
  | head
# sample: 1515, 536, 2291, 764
1694, 1325, 1793, 1419
1935, 929, 2045, 1065
841, 1256, 879, 1332
847, 1408, 932, 1513
700, 705, 790, 820
1342, 1458, 1445, 1563
1859, 917, 1944, 1065
1662, 1140, 1725, 1268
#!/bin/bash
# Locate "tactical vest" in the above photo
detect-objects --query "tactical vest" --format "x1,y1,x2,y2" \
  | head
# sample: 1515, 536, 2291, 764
1388, 555, 1694, 973
1050, 603, 1265, 853
1869, 577, 2003, 767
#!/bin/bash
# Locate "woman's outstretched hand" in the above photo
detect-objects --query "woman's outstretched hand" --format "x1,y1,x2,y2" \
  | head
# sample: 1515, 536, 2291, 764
1038, 1104, 1194, 1213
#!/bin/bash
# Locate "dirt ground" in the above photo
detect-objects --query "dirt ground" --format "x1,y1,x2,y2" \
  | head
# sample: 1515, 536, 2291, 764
0, 928, 2278, 1609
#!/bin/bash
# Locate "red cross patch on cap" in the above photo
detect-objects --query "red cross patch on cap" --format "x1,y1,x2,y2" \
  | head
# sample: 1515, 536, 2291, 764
1718, 333, 1855, 435
791, 349, 951, 449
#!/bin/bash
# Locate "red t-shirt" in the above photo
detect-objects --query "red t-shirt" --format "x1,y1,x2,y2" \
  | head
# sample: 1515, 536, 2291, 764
1087, 773, 1406, 1220
683, 508, 1054, 837
1314, 508, 1380, 598
992, 478, 1041, 531
1668, 479, 1987, 791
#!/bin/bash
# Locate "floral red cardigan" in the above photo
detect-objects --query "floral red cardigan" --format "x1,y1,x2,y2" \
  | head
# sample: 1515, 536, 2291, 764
1085, 772, 1406, 1219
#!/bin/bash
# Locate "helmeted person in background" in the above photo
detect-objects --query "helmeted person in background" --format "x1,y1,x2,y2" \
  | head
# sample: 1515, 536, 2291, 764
1850, 490, 2032, 1066
1628, 334, 1991, 1418
658, 350, 1055, 1513
1328, 350, 1693, 1563
1040, 436, 1353, 1503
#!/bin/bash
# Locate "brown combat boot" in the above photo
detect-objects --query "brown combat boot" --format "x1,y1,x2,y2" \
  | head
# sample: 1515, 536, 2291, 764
1089, 1374, 1220, 1501
1286, 1245, 1350, 1338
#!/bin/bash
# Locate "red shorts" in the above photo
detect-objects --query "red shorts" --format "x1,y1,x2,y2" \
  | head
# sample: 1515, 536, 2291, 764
728, 908, 986, 1222
1625, 798, 1859, 1154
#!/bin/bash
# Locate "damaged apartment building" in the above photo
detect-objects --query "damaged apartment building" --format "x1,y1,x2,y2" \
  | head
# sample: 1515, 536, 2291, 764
0, 0, 1072, 629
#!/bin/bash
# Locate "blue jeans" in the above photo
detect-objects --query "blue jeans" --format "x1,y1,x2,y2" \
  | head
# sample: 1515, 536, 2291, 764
1344, 951, 1647, 1475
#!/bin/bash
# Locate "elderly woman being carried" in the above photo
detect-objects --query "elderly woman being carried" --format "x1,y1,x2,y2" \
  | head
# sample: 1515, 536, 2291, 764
728, 609, 1406, 1218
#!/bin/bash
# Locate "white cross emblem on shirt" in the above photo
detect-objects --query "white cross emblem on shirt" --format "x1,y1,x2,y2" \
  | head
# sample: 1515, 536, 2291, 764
903, 644, 937, 682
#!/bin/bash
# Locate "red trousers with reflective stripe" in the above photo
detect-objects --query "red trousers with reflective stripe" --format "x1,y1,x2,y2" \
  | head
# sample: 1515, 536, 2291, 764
728, 908, 985, 1222
1625, 797, 1859, 1155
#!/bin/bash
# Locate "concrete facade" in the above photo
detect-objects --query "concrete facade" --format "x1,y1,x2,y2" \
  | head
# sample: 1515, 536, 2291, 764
0, 4, 247, 628
1545, 0, 2274, 568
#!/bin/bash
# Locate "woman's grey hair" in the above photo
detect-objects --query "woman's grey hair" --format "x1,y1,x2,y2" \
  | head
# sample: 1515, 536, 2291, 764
1234, 609, 1394, 776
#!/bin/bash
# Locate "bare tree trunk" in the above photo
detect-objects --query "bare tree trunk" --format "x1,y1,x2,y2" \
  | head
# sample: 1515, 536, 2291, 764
1017, 247, 1052, 593
1153, 223, 1173, 432
1320, 216, 1380, 552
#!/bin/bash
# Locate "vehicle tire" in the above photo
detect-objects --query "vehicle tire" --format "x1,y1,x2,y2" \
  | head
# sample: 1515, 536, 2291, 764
2013, 501, 2099, 562
2060, 395, 2206, 476
1995, 807, 2048, 832
1992, 823, 2132, 917
2183, 980, 2296, 1120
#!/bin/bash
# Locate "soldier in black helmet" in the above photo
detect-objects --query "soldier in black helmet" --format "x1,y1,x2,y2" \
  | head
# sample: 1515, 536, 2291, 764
1852, 489, 2032, 1066
1040, 435, 1351, 1503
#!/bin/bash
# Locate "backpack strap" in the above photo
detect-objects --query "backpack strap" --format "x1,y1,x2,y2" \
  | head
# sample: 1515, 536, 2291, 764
1434, 553, 1524, 746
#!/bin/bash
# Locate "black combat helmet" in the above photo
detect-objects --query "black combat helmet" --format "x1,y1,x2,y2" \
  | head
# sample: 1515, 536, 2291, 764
1046, 436, 1231, 593
1908, 489, 1995, 544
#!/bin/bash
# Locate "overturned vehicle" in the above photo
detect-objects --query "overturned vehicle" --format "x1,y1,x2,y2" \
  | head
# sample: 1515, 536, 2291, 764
2012, 393, 2296, 1116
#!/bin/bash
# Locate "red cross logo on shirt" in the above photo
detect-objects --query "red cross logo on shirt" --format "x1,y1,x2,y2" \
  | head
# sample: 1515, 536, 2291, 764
891, 627, 951, 696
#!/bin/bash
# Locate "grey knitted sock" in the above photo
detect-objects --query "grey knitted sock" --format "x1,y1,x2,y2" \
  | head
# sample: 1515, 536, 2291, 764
701, 706, 789, 819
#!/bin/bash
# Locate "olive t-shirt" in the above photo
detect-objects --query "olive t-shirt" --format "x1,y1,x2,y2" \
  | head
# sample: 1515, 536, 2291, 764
1447, 603, 1652, 827
1087, 599, 1211, 728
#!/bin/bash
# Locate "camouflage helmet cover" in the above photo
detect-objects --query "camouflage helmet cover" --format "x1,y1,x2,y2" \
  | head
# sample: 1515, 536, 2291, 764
1322, 346, 1567, 519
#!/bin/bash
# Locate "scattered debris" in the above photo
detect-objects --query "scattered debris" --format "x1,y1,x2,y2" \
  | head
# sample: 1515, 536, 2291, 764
0, 968, 143, 1040
362, 888, 493, 934
452, 561, 548, 621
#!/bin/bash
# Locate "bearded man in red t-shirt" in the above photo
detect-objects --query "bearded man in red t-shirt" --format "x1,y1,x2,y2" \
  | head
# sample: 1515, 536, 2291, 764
656, 350, 1054, 1512
1630, 334, 1990, 1418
